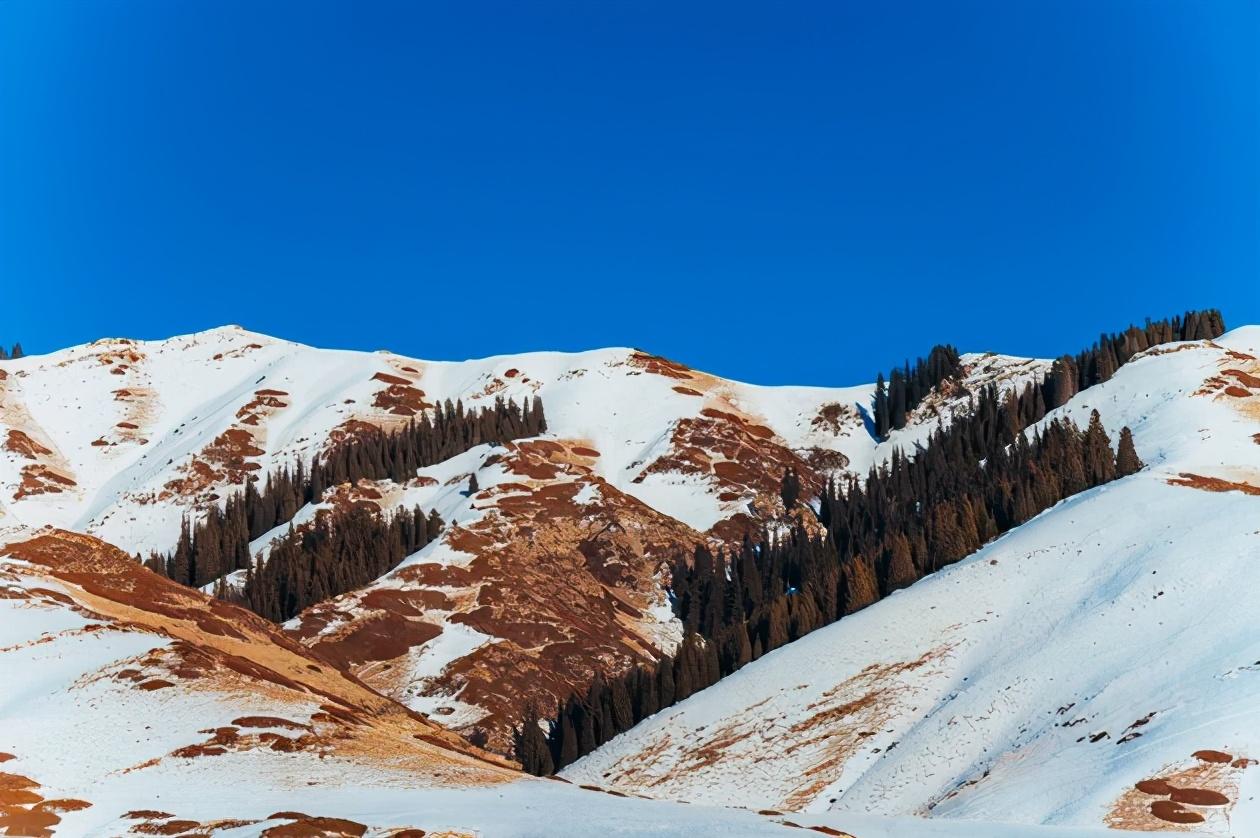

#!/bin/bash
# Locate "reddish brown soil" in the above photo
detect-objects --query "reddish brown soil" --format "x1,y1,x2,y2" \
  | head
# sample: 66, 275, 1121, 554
1149, 799, 1205, 824
137, 678, 174, 691
164, 427, 266, 497
237, 389, 291, 425
803, 448, 850, 474
1135, 779, 1173, 795
1111, 748, 1252, 830
0, 767, 91, 837
1, 529, 519, 780
316, 614, 442, 670
1224, 368, 1260, 388
131, 818, 204, 834
672, 386, 701, 396
295, 438, 706, 752
634, 408, 825, 543
811, 403, 857, 435
1167, 473, 1260, 496
1170, 787, 1229, 806
261, 816, 368, 836
627, 351, 696, 380
232, 716, 310, 730
1194, 750, 1234, 763
4, 430, 52, 459
14, 465, 77, 499
372, 383, 430, 416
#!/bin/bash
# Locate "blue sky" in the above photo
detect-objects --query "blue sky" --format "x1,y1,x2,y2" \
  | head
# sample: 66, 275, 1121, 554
2, 1, 1256, 385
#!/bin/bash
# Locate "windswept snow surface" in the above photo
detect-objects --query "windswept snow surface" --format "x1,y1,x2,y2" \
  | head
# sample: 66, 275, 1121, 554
565, 330, 1260, 836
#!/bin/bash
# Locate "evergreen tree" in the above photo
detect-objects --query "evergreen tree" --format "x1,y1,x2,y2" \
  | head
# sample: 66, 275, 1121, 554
1115, 426, 1144, 477
873, 373, 890, 438
1082, 410, 1117, 485
780, 467, 801, 510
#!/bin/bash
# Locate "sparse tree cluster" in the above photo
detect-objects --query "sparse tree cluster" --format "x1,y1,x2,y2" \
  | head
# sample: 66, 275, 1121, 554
871, 310, 1225, 438
522, 634, 722, 774
151, 396, 545, 599
241, 503, 442, 621
873, 345, 963, 437
0, 343, 25, 360
1041, 309, 1225, 409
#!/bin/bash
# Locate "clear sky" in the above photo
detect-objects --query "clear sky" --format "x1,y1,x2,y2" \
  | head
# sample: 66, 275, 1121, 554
2, 1, 1256, 385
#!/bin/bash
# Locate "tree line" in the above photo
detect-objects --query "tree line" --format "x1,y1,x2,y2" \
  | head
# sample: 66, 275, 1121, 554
873, 344, 963, 437
1040, 309, 1225, 408
522, 309, 1223, 774
0, 343, 25, 360
872, 309, 1225, 439
148, 395, 546, 603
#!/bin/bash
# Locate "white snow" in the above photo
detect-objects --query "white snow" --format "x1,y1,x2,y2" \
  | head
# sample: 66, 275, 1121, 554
564, 331, 1260, 836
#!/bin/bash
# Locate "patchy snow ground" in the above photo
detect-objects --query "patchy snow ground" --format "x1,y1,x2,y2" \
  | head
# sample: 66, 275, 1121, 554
0, 326, 1043, 557
564, 330, 1260, 836
17, 325, 1246, 836
1, 536, 1130, 837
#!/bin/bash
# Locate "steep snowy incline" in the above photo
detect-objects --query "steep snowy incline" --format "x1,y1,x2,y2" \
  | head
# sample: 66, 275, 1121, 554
4, 526, 1139, 837
563, 329, 1260, 836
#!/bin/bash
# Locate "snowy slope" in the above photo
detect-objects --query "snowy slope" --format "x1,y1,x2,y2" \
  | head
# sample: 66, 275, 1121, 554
0, 327, 1045, 752
0, 528, 1128, 838
0, 327, 1043, 555
0, 328, 871, 554
563, 330, 1260, 836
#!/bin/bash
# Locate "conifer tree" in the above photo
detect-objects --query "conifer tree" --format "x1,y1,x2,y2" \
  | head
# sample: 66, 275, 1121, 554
873, 373, 890, 438
1115, 426, 1144, 477
1082, 410, 1117, 485
780, 467, 801, 510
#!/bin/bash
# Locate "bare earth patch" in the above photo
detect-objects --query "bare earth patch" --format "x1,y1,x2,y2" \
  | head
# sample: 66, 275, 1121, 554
1166, 473, 1260, 497
1107, 749, 1252, 831
292, 438, 706, 752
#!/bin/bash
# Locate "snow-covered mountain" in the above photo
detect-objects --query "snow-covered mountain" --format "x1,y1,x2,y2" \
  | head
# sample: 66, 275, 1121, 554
14, 323, 1252, 835
0, 326, 1045, 751
2, 525, 997, 837
563, 328, 1260, 836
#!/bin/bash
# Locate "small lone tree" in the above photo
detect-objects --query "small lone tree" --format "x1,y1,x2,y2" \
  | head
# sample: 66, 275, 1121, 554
1116, 426, 1144, 477
467, 472, 480, 495
780, 467, 801, 510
